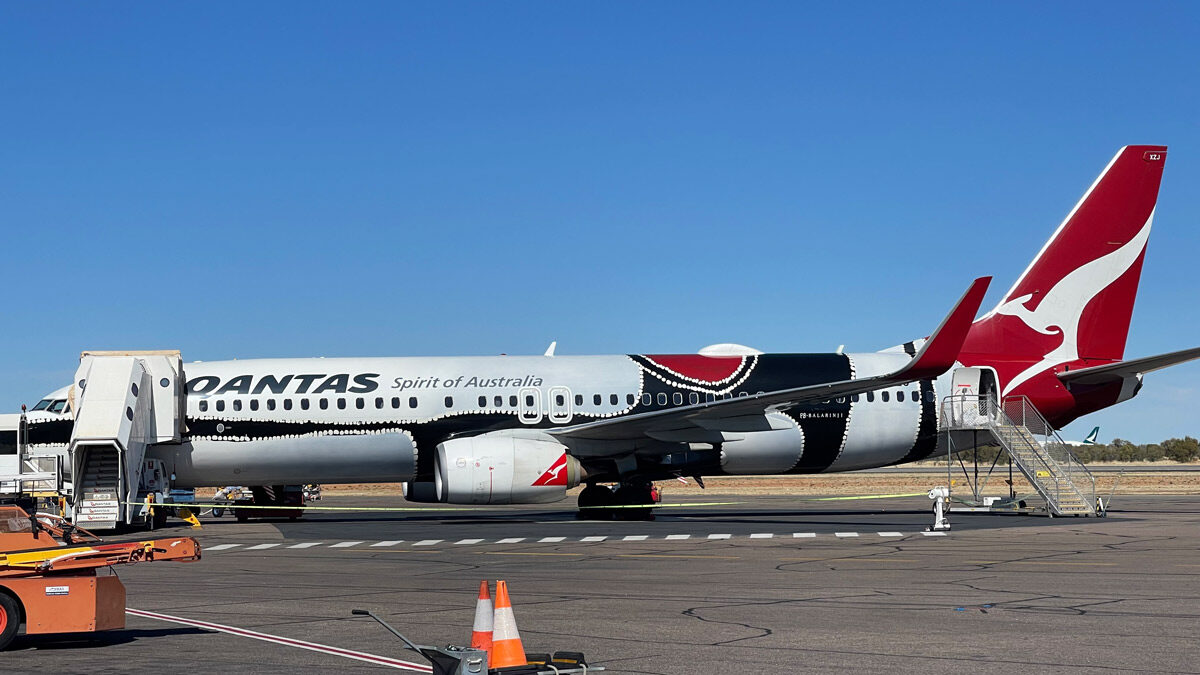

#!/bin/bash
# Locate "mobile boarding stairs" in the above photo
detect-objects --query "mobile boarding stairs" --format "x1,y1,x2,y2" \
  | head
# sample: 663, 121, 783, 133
941, 393, 1099, 517
1, 351, 186, 531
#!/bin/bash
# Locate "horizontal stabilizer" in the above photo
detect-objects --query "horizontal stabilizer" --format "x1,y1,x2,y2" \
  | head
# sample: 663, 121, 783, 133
1058, 346, 1200, 387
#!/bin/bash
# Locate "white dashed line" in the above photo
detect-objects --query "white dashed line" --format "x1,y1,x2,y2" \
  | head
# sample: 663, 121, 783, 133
330, 541, 364, 548
496, 538, 525, 544
538, 536, 567, 543
623, 535, 649, 541
454, 539, 484, 545
245, 544, 280, 550
371, 541, 404, 547
287, 542, 323, 549
835, 532, 860, 538
579, 536, 607, 542
793, 533, 817, 538
877, 532, 904, 537
206, 544, 242, 551
413, 540, 442, 546
922, 531, 948, 536
749, 533, 773, 539
708, 534, 732, 540
664, 534, 691, 540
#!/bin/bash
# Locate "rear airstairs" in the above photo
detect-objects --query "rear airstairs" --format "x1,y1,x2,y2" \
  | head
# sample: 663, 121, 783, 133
941, 393, 1098, 517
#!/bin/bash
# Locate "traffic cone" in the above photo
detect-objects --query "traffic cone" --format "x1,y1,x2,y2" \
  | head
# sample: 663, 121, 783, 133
490, 580, 527, 668
471, 580, 494, 663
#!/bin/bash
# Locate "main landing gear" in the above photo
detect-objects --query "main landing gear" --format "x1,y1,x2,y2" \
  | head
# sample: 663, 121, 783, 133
576, 481, 661, 521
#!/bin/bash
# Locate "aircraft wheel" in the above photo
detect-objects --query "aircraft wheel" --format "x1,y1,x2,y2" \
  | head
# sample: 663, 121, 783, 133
577, 484, 614, 520
614, 483, 655, 521
0, 592, 20, 651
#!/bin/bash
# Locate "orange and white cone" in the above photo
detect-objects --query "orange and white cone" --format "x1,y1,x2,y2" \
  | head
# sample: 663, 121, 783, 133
470, 580, 494, 663
490, 580, 527, 668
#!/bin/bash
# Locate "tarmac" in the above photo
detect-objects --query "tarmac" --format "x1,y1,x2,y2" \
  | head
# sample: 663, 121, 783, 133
4, 494, 1200, 674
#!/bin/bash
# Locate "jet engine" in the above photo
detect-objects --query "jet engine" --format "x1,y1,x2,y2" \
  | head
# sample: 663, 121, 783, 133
434, 434, 583, 504
719, 412, 805, 474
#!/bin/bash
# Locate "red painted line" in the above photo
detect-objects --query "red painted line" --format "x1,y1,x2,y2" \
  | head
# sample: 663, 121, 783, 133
126, 607, 432, 671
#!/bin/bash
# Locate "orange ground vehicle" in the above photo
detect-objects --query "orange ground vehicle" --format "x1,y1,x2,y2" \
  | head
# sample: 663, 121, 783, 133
0, 506, 200, 650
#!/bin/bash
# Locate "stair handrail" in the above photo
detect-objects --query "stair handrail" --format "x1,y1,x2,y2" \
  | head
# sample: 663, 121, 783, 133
1000, 395, 1096, 507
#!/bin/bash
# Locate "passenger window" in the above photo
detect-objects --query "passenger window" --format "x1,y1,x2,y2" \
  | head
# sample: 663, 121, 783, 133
375, 397, 384, 409
835, 397, 845, 404
338, 399, 347, 410
555, 394, 565, 406
267, 399, 276, 411
320, 399, 328, 410
216, 400, 225, 412
926, 391, 935, 403
525, 395, 534, 407
881, 391, 889, 402
410, 397, 418, 408
866, 392, 874, 403
233, 400, 242, 411
575, 394, 583, 406
607, 394, 616, 405
478, 396, 487, 408
199, 400, 208, 412
897, 391, 904, 402
673, 393, 683, 405
689, 392, 699, 404
249, 399, 259, 411
446, 396, 455, 408
509, 395, 517, 407
657, 393, 668, 405
284, 399, 293, 410
706, 393, 715, 402
851, 394, 859, 403
495, 396, 503, 407
391, 397, 400, 408
301, 399, 310, 410
627, 394, 635, 405
738, 392, 749, 398
641, 393, 651, 406
593, 394, 602, 406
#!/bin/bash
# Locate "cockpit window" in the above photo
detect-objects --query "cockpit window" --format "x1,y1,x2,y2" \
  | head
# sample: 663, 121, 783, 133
32, 399, 51, 411
49, 399, 67, 413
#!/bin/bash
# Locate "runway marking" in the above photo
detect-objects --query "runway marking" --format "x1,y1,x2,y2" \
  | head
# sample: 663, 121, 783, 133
206, 544, 242, 551
877, 532, 904, 537
481, 552, 580, 557
580, 536, 607, 542
413, 540, 443, 546
708, 534, 732, 539
538, 536, 567, 543
793, 533, 816, 538
126, 608, 431, 672
618, 554, 741, 560
371, 541, 404, 547
921, 531, 948, 537
749, 533, 774, 539
622, 535, 649, 541
496, 538, 525, 544
287, 542, 324, 549
834, 532, 859, 538
245, 544, 280, 550
454, 538, 484, 545
966, 560, 1117, 566
330, 541, 364, 548
664, 534, 691, 540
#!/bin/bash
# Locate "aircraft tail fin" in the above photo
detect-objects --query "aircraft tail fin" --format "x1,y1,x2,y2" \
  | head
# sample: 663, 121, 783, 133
1084, 426, 1099, 445
962, 146, 1167, 391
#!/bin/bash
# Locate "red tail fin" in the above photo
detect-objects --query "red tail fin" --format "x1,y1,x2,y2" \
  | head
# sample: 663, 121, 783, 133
962, 145, 1167, 393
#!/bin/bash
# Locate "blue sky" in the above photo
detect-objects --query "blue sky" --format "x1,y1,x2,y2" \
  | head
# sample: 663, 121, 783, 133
1, 3, 1197, 443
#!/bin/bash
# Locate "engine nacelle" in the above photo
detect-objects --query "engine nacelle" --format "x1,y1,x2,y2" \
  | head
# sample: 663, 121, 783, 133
719, 412, 805, 474
435, 434, 582, 504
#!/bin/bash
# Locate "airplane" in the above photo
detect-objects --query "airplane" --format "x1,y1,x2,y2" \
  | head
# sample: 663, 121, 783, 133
1064, 426, 1101, 447
12, 145, 1200, 520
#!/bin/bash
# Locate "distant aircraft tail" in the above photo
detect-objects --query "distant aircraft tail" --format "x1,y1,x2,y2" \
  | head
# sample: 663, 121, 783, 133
961, 145, 1167, 394
1084, 426, 1100, 445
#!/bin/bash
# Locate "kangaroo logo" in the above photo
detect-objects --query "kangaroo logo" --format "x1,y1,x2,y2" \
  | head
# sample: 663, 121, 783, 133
531, 453, 569, 487
997, 210, 1155, 393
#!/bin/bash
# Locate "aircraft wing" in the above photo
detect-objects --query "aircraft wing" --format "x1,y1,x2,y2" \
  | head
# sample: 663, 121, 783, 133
1058, 346, 1200, 388
550, 277, 991, 443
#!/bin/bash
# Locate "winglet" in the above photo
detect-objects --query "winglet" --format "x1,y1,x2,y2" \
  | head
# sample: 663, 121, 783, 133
895, 276, 992, 380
